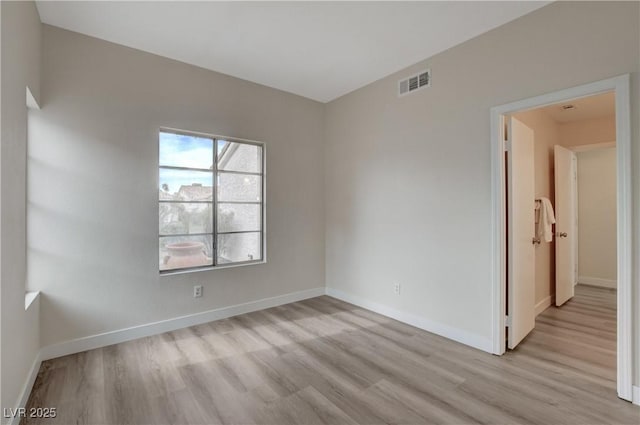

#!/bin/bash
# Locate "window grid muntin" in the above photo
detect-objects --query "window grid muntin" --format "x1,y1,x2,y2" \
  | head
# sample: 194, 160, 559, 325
217, 170, 263, 176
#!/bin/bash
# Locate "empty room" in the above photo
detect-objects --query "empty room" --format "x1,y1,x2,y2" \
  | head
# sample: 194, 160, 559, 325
1, 1, 639, 424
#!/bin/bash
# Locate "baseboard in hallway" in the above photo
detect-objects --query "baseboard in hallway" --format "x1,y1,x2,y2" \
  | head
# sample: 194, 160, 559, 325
578, 276, 616, 289
534, 295, 555, 316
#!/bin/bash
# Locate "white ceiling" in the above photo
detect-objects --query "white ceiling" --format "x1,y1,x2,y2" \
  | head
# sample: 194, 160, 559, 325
540, 91, 615, 123
36, 1, 550, 103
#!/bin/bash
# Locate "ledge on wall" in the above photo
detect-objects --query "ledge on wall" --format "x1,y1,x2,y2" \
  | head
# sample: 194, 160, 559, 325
24, 291, 40, 310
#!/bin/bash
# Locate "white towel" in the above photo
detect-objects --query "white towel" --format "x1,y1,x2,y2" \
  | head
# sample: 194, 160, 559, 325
537, 197, 556, 243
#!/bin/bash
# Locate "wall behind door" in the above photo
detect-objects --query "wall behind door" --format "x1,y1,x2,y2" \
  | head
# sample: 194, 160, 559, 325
561, 115, 617, 288
576, 148, 617, 287
559, 116, 616, 148
511, 111, 616, 309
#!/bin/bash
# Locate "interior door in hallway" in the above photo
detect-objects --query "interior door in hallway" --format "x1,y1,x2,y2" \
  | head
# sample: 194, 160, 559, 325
507, 117, 536, 349
554, 144, 577, 306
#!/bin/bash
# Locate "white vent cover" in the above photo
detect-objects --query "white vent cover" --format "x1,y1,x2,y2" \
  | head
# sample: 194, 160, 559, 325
398, 69, 431, 96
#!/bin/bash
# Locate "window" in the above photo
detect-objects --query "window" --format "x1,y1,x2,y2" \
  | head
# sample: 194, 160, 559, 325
159, 129, 264, 272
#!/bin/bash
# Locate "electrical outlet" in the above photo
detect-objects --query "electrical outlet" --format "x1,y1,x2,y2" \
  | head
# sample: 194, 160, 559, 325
393, 282, 401, 295
193, 285, 203, 298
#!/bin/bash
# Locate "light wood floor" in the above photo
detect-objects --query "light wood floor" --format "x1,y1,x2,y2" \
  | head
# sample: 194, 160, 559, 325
24, 285, 639, 424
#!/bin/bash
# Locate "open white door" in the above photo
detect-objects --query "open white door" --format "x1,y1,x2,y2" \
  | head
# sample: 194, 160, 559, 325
554, 145, 577, 306
507, 117, 536, 349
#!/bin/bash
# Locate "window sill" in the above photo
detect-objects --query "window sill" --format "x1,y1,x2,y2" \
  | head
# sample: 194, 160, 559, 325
159, 259, 266, 276
25, 291, 40, 311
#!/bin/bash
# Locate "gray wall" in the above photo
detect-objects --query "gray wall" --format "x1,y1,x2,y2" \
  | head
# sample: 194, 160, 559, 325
0, 0, 42, 418
324, 0, 639, 378
29, 25, 325, 347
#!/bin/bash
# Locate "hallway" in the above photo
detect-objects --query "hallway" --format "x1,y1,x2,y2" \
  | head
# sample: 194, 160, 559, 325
513, 284, 617, 392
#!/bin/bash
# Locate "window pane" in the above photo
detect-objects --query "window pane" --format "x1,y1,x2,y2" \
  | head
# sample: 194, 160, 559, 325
217, 141, 262, 173
217, 203, 261, 233
160, 168, 213, 201
159, 132, 213, 169
160, 235, 213, 271
217, 232, 261, 264
217, 173, 261, 202
160, 202, 213, 235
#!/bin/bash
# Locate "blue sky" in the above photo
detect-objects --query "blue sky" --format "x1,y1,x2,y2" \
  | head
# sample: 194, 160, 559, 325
159, 132, 213, 169
159, 132, 216, 193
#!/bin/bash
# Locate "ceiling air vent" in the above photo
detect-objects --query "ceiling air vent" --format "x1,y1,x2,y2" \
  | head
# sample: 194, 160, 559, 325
398, 69, 431, 97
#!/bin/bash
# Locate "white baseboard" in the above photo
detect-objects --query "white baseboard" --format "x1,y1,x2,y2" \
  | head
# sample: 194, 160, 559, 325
325, 287, 493, 353
8, 353, 43, 425
535, 295, 555, 316
578, 276, 616, 288
10, 287, 325, 424
633, 385, 640, 406
40, 287, 325, 361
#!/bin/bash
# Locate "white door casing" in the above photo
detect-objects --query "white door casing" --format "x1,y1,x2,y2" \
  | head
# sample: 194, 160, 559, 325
490, 75, 632, 402
554, 145, 577, 306
507, 117, 536, 349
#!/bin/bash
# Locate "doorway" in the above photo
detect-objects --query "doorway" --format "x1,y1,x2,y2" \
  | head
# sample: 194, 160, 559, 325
490, 75, 633, 401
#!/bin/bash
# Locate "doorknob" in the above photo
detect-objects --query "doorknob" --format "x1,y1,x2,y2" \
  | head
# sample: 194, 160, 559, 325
557, 232, 567, 238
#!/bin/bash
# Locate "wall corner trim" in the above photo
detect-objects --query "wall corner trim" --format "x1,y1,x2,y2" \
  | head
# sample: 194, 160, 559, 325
534, 295, 555, 316
325, 287, 493, 353
39, 287, 325, 361
9, 353, 43, 425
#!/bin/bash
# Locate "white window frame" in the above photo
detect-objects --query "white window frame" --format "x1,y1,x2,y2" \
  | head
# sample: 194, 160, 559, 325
158, 128, 266, 274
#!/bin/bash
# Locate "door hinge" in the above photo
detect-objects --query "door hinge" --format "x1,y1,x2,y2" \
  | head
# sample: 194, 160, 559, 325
504, 140, 511, 152
505, 315, 512, 327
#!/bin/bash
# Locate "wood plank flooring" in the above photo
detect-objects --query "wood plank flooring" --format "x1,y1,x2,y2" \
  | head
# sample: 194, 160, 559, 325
24, 285, 639, 424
